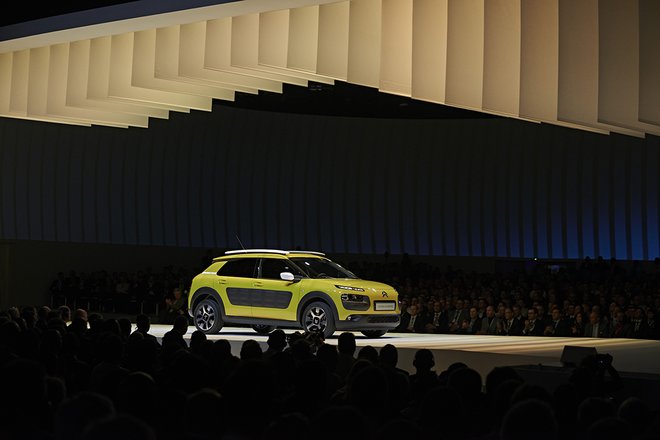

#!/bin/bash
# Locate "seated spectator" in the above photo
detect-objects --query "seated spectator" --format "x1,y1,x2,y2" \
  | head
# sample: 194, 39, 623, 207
132, 314, 158, 345
545, 307, 571, 337
459, 307, 481, 334
398, 304, 425, 333
584, 311, 609, 338
478, 305, 501, 335
160, 288, 187, 325
500, 307, 523, 336
522, 307, 545, 336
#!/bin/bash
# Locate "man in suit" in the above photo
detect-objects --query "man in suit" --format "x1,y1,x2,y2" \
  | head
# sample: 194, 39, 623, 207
584, 311, 609, 338
522, 307, 545, 336
398, 304, 426, 333
544, 307, 571, 337
500, 307, 523, 336
459, 307, 481, 335
478, 305, 501, 335
448, 299, 469, 334
424, 301, 449, 334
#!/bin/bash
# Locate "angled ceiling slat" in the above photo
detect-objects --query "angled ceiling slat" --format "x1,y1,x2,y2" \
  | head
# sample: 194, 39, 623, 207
379, 0, 413, 97
411, 0, 448, 105
347, 0, 382, 88
638, 0, 660, 126
482, 0, 520, 117
557, 0, 643, 137
67, 39, 170, 120
109, 33, 212, 111
316, 1, 349, 80
287, 5, 320, 73
132, 28, 235, 102
48, 43, 149, 127
178, 22, 279, 94
598, 0, 660, 136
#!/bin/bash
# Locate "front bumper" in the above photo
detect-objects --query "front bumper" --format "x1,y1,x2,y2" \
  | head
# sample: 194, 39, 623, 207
335, 314, 400, 331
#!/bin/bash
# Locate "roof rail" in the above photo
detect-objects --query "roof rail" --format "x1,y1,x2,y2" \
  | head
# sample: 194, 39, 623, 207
223, 249, 326, 256
287, 250, 326, 256
224, 249, 289, 255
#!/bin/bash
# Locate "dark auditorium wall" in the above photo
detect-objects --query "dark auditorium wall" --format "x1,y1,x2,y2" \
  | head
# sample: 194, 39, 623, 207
1, 104, 659, 266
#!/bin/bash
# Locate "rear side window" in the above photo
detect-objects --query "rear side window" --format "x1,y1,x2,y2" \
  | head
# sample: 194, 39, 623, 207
217, 259, 258, 278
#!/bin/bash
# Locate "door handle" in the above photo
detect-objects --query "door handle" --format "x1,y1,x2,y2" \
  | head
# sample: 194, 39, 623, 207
217, 279, 227, 284
253, 282, 263, 287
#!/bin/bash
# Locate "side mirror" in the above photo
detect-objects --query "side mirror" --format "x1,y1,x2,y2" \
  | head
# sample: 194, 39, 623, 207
280, 272, 295, 282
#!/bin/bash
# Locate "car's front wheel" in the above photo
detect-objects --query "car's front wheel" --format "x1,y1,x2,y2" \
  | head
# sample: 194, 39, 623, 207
252, 324, 275, 335
194, 299, 224, 334
302, 301, 336, 339
361, 330, 388, 338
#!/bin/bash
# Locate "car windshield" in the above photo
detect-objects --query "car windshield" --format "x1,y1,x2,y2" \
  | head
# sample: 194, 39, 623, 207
290, 257, 358, 279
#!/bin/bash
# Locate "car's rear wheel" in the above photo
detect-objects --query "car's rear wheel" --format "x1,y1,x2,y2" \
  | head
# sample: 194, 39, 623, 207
194, 299, 224, 334
302, 301, 336, 339
361, 330, 388, 338
252, 324, 275, 335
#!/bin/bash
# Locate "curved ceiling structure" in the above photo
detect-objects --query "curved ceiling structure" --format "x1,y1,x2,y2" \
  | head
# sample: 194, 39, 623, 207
0, 0, 658, 137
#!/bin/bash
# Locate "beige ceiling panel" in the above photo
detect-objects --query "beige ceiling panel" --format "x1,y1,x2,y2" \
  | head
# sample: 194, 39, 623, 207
520, 0, 558, 122
482, 0, 520, 117
445, 0, 484, 110
379, 0, 413, 96
598, 0, 660, 135
639, 0, 660, 126
88, 36, 189, 113
316, 1, 350, 80
176, 22, 277, 94
108, 33, 211, 111
287, 5, 320, 73
48, 43, 149, 127
557, 0, 643, 137
258, 9, 290, 68
204, 18, 305, 88
0, 53, 11, 113
67, 40, 169, 119
27, 46, 114, 125
411, 0, 448, 104
132, 29, 234, 102
347, 0, 382, 88
231, 14, 331, 85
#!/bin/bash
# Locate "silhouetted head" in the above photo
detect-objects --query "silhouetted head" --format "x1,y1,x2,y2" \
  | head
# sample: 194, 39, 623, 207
378, 344, 398, 368
357, 345, 378, 364
413, 349, 435, 372
135, 314, 150, 332
337, 332, 356, 356
500, 398, 558, 440
267, 329, 287, 352
172, 315, 189, 336
240, 339, 263, 361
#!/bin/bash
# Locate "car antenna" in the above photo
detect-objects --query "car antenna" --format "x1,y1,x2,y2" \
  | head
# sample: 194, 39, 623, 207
236, 234, 246, 251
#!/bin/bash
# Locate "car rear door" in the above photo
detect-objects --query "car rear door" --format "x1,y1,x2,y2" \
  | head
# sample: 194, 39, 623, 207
216, 258, 259, 317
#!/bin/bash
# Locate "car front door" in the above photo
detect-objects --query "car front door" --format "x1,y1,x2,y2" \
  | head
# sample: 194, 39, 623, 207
251, 257, 302, 321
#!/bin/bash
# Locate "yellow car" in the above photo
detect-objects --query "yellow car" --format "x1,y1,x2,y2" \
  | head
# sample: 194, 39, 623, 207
187, 249, 400, 338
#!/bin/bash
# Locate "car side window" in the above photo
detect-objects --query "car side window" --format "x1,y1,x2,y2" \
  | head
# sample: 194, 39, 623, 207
260, 258, 303, 280
217, 258, 258, 278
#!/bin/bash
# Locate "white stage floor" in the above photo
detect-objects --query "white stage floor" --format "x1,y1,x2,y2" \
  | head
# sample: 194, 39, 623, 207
148, 324, 660, 378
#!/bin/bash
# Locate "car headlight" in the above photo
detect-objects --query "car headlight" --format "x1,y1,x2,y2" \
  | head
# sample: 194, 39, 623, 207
340, 293, 368, 302
335, 285, 365, 292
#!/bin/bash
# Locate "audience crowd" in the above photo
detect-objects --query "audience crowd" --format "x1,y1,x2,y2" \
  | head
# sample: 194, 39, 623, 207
0, 302, 659, 440
48, 255, 660, 339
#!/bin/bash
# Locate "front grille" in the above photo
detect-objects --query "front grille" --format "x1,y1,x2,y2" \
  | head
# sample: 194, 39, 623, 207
367, 315, 400, 324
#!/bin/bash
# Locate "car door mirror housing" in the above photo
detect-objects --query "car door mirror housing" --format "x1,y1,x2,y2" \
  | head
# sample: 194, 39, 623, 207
280, 272, 295, 282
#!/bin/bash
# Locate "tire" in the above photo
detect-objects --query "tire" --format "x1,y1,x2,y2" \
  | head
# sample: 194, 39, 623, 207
252, 324, 275, 335
361, 330, 388, 338
302, 301, 336, 339
193, 298, 224, 334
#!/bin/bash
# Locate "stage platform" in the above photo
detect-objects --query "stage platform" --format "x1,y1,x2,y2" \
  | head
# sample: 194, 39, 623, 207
148, 324, 660, 380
